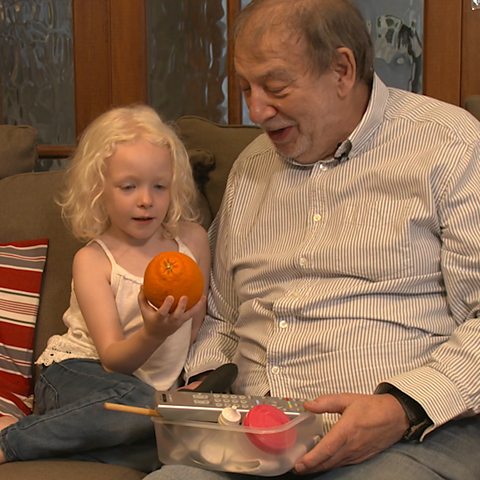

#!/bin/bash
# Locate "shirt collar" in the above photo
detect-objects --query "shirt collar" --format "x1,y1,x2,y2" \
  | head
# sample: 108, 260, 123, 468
347, 73, 388, 159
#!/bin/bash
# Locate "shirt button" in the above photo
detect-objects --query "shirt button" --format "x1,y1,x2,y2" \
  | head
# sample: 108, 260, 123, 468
299, 257, 307, 267
319, 163, 328, 171
279, 320, 288, 329
313, 213, 322, 222
271, 366, 280, 374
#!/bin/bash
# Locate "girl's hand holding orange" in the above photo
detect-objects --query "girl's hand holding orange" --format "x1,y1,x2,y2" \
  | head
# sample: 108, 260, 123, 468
140, 251, 206, 340
138, 287, 206, 340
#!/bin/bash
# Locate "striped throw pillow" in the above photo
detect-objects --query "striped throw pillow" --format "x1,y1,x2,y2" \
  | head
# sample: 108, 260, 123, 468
0, 239, 48, 419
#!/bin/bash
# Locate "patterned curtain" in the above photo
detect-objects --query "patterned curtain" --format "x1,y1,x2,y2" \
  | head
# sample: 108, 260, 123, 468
0, 0, 74, 143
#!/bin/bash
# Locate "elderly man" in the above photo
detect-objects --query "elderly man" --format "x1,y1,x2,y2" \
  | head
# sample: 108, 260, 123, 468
146, 0, 480, 478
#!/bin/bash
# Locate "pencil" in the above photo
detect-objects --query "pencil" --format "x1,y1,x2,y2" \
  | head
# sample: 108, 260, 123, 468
104, 402, 159, 417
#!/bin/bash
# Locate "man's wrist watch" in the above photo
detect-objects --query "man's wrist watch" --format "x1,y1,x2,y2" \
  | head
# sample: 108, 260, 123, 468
376, 383, 433, 441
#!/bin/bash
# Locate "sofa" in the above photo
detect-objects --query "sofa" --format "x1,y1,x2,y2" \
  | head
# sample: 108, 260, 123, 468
0, 116, 261, 480
465, 95, 480, 123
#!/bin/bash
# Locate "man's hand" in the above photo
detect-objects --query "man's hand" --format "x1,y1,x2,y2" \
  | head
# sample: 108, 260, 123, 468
294, 393, 409, 474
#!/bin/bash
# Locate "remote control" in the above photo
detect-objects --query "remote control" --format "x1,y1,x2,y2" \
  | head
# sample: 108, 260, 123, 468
155, 390, 306, 422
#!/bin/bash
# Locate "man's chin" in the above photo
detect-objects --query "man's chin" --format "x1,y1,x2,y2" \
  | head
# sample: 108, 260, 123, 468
273, 144, 315, 165
270, 139, 298, 158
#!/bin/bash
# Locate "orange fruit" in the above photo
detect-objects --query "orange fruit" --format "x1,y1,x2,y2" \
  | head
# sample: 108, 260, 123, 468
143, 251, 204, 311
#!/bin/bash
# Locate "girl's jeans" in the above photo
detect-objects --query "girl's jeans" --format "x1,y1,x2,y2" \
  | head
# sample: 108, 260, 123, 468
0, 359, 160, 472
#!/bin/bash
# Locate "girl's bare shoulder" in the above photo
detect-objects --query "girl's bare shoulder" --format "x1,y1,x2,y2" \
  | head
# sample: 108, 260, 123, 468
73, 240, 110, 273
176, 221, 209, 258
177, 221, 207, 241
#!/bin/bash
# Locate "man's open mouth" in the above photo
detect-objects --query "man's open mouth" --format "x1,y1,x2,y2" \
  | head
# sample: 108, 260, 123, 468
266, 126, 292, 143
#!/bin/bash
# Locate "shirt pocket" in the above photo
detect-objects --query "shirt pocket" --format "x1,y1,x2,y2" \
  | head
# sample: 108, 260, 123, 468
326, 199, 412, 282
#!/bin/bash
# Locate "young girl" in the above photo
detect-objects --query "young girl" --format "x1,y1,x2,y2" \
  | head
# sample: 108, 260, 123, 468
0, 105, 210, 471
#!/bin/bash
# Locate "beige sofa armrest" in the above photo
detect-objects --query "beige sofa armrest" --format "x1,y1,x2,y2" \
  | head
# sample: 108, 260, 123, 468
176, 116, 261, 218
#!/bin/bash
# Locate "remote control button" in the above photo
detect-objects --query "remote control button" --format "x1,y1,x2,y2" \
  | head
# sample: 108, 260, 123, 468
192, 393, 209, 399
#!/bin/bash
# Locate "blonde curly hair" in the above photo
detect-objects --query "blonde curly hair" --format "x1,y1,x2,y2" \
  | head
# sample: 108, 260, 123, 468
59, 105, 199, 241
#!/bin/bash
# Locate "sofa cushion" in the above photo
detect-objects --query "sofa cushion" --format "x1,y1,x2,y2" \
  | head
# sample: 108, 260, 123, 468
0, 238, 48, 419
465, 95, 480, 122
188, 147, 215, 227
176, 116, 261, 217
0, 171, 83, 361
0, 459, 146, 479
0, 125, 38, 179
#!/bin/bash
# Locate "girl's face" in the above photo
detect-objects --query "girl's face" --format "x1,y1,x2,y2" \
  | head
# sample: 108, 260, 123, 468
103, 139, 173, 243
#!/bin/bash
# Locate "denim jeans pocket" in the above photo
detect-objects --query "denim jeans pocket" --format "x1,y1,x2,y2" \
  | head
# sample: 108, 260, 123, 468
34, 366, 60, 414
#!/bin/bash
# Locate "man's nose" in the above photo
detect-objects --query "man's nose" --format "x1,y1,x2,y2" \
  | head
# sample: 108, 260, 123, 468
247, 88, 277, 125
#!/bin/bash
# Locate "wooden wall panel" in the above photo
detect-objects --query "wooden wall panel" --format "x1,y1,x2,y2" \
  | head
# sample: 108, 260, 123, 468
461, 0, 480, 104
73, 0, 147, 138
110, 0, 147, 107
423, 0, 462, 105
227, 0, 242, 124
72, 0, 112, 138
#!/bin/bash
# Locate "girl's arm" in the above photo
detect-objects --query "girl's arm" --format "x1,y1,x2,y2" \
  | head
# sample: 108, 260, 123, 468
73, 243, 199, 374
179, 221, 211, 343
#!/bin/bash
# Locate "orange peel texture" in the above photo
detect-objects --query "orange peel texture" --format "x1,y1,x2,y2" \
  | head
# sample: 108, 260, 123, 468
143, 251, 204, 311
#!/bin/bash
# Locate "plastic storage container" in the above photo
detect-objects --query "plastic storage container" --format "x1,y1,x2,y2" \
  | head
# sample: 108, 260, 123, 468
152, 412, 323, 476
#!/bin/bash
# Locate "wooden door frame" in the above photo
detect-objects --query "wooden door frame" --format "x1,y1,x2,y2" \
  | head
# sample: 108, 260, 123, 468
460, 0, 480, 104
227, 0, 242, 124
423, 0, 463, 105
73, 0, 147, 137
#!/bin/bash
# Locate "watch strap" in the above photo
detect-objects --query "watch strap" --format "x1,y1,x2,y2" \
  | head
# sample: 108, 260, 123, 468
376, 383, 433, 441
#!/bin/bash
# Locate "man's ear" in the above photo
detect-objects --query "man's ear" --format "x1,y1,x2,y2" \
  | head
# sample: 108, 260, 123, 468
332, 47, 357, 97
